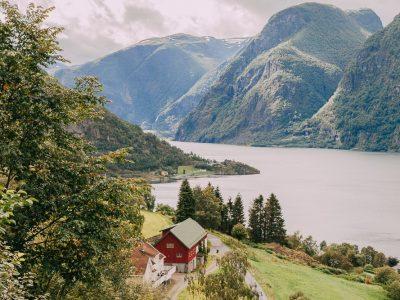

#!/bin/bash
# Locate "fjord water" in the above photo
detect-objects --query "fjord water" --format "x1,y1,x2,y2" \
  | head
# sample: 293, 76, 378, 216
153, 142, 400, 257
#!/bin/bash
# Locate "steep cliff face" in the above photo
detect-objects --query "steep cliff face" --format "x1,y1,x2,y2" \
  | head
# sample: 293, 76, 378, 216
55, 34, 246, 129
153, 59, 232, 135
175, 4, 382, 144
347, 8, 383, 33
288, 14, 400, 152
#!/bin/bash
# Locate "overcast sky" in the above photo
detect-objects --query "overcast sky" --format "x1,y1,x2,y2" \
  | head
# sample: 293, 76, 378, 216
12, 0, 400, 65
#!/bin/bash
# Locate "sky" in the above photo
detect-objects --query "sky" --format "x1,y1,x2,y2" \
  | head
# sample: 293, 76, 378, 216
11, 0, 400, 65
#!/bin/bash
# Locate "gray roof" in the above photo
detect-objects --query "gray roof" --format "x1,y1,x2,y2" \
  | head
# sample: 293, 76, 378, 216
167, 218, 207, 249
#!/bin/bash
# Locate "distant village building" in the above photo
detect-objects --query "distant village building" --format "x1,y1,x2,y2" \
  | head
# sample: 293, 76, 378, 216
155, 218, 207, 273
131, 241, 176, 287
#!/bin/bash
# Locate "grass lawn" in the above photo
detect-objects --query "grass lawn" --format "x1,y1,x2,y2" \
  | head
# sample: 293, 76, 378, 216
141, 210, 172, 239
249, 247, 388, 300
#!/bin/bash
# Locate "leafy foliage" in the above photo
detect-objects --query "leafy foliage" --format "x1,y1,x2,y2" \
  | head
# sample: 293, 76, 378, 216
194, 184, 222, 230
0, 187, 41, 300
231, 223, 248, 240
0, 2, 148, 297
187, 251, 255, 299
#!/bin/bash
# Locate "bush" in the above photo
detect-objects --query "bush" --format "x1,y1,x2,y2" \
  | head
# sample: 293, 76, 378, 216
319, 248, 353, 271
289, 291, 309, 300
375, 267, 399, 285
387, 281, 400, 300
155, 204, 175, 216
373, 252, 387, 268
231, 223, 248, 240
388, 257, 400, 267
364, 264, 374, 273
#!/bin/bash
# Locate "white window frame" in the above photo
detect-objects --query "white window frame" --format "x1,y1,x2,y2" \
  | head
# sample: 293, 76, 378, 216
166, 243, 174, 249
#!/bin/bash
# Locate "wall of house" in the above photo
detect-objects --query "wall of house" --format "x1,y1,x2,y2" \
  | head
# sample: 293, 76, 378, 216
155, 233, 190, 264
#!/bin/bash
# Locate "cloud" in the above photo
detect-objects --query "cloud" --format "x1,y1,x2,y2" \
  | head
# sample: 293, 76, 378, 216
10, 0, 400, 65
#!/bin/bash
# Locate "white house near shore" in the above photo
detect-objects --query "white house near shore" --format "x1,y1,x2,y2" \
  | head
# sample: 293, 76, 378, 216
131, 241, 176, 287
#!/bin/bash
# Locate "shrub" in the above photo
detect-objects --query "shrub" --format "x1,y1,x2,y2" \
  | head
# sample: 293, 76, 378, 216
231, 223, 249, 240
387, 281, 400, 300
155, 204, 175, 216
388, 257, 400, 267
319, 248, 353, 271
373, 252, 387, 268
365, 275, 373, 285
289, 291, 309, 300
375, 267, 399, 285
364, 264, 374, 273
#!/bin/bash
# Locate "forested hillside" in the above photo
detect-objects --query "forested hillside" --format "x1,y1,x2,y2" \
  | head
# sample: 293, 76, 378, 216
72, 109, 259, 178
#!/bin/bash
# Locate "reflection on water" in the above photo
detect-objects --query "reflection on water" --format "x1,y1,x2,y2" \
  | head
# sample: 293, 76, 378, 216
153, 142, 400, 257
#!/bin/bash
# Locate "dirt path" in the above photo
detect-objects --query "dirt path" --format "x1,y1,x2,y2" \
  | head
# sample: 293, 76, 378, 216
164, 233, 266, 299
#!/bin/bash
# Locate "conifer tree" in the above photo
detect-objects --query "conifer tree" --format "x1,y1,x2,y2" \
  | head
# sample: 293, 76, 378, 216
248, 195, 264, 243
264, 193, 286, 244
232, 194, 245, 225
220, 204, 229, 233
214, 186, 227, 232
176, 179, 195, 222
216, 186, 229, 233
226, 197, 234, 234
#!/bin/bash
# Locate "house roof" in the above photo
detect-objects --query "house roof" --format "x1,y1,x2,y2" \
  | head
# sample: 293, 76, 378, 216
132, 241, 164, 275
164, 218, 207, 249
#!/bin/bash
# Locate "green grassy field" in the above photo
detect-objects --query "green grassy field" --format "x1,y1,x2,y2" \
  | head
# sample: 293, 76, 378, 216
141, 210, 172, 239
212, 232, 388, 300
250, 247, 387, 300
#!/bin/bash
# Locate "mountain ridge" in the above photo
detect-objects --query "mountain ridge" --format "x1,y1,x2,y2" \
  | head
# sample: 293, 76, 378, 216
55, 34, 248, 130
175, 3, 383, 145
282, 13, 400, 152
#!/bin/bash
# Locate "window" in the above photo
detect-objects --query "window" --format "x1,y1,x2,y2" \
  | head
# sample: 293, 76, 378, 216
166, 243, 174, 249
176, 253, 182, 258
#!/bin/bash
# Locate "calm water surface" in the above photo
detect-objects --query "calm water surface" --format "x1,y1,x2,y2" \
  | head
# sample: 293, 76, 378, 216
153, 142, 400, 257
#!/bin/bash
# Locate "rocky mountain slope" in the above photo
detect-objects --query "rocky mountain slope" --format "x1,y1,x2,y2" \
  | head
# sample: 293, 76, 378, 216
175, 4, 382, 144
284, 14, 400, 152
154, 59, 231, 135
55, 34, 247, 130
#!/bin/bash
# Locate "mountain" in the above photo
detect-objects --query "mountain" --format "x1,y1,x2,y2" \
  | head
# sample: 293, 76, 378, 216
284, 14, 400, 152
175, 4, 383, 144
154, 59, 231, 135
71, 109, 259, 179
55, 34, 247, 129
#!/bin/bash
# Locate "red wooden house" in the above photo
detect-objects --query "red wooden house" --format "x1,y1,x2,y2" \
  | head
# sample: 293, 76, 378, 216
155, 218, 207, 273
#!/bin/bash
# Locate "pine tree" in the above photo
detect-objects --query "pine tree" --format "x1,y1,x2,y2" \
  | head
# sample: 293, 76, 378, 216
215, 186, 227, 232
176, 179, 195, 222
232, 194, 245, 225
264, 193, 286, 244
226, 197, 234, 234
248, 195, 264, 243
220, 204, 229, 233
